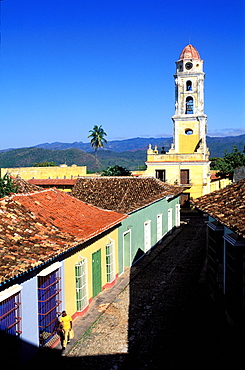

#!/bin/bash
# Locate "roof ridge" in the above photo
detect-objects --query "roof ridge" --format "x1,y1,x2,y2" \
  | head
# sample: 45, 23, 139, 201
10, 187, 58, 199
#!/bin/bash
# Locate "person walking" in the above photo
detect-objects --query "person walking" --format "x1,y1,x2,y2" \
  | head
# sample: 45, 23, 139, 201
59, 310, 73, 350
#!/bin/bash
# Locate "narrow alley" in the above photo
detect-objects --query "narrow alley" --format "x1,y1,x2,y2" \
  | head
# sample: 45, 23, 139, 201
28, 214, 243, 369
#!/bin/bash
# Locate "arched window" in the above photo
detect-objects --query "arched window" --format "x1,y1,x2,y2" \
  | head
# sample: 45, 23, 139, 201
185, 97, 194, 114
186, 80, 192, 91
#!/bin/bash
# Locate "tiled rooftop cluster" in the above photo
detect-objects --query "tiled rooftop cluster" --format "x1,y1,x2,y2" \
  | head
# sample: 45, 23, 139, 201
71, 177, 183, 213
192, 178, 245, 237
13, 176, 43, 193
0, 188, 127, 284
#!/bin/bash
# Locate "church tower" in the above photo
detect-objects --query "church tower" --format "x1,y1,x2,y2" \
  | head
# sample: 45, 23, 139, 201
172, 44, 208, 156
145, 44, 211, 202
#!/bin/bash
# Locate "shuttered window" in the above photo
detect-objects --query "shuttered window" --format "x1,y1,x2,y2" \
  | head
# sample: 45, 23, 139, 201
75, 259, 88, 312
144, 221, 151, 252
155, 170, 166, 182
106, 241, 115, 283
180, 169, 189, 184
157, 214, 163, 241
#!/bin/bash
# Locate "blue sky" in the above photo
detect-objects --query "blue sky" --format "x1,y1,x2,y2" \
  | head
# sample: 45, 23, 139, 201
1, 0, 245, 150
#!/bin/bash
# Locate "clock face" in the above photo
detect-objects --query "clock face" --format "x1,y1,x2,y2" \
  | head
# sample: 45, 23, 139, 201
185, 62, 193, 70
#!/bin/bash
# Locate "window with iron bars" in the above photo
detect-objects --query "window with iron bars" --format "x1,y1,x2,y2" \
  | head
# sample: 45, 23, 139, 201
0, 289, 22, 337
38, 268, 62, 346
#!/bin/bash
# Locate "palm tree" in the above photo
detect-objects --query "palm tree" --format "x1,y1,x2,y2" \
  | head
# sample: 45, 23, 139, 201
88, 125, 107, 156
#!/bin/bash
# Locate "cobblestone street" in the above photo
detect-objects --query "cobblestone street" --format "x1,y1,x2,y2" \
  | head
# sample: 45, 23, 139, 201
29, 214, 243, 369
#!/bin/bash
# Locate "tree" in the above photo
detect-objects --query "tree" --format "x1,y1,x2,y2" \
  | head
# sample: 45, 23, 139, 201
210, 146, 245, 179
0, 172, 18, 198
33, 161, 56, 167
88, 125, 107, 156
101, 165, 131, 176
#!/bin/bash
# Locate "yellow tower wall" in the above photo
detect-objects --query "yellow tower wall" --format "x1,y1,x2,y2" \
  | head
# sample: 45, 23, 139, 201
177, 120, 201, 153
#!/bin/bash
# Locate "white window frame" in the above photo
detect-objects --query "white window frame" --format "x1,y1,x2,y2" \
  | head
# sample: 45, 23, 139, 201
0, 285, 22, 336
157, 214, 163, 241
106, 240, 115, 283
38, 262, 62, 277
37, 265, 62, 346
144, 220, 152, 252
175, 204, 180, 227
75, 258, 88, 312
168, 208, 173, 233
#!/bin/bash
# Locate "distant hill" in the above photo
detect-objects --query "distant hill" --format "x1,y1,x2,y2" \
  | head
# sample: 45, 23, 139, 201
206, 135, 245, 157
32, 134, 245, 156
0, 148, 101, 172
0, 135, 244, 172
0, 147, 147, 172
32, 137, 173, 153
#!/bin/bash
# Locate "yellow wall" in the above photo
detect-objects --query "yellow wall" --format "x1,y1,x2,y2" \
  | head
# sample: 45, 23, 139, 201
210, 178, 231, 192
144, 158, 230, 199
2, 164, 87, 180
145, 160, 210, 199
64, 228, 118, 316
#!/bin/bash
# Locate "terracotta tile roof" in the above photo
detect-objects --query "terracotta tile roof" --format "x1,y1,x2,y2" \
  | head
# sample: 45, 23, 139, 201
210, 173, 220, 181
210, 172, 230, 181
71, 177, 183, 214
0, 188, 127, 284
179, 44, 201, 60
13, 176, 43, 193
28, 179, 76, 186
192, 179, 245, 237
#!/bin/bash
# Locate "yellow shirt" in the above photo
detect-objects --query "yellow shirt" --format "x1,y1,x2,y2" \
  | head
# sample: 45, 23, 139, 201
60, 315, 72, 330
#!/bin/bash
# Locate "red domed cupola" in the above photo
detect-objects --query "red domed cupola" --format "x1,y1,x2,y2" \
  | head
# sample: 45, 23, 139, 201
179, 44, 201, 60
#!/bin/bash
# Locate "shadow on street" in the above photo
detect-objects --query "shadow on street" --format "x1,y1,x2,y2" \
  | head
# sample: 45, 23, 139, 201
2, 215, 243, 370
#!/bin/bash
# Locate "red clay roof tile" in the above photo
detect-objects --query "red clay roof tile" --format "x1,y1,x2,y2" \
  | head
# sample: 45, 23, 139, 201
192, 179, 245, 237
0, 188, 127, 284
179, 44, 201, 60
71, 177, 183, 213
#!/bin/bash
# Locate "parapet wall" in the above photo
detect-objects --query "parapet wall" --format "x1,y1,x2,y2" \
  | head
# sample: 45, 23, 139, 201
2, 164, 87, 180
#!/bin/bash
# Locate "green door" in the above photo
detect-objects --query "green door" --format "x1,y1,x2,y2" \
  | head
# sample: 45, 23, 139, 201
92, 249, 102, 297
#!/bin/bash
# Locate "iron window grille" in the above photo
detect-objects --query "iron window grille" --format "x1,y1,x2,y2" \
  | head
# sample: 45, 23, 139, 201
38, 268, 62, 346
0, 290, 22, 336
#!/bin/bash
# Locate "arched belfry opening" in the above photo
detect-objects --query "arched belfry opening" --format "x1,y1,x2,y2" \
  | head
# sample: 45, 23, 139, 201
185, 96, 194, 114
186, 80, 192, 91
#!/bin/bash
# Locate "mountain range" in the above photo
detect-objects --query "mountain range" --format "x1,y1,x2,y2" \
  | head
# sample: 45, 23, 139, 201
0, 135, 244, 173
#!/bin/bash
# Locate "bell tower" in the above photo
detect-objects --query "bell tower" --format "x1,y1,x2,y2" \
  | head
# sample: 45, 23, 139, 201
145, 44, 211, 200
171, 44, 208, 156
